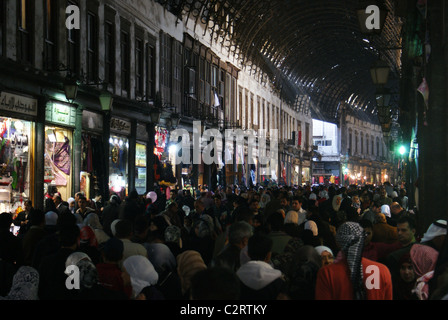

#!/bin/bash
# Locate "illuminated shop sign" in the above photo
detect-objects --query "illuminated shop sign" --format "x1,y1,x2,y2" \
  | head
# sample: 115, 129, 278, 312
110, 118, 131, 135
0, 92, 38, 116
45, 102, 76, 127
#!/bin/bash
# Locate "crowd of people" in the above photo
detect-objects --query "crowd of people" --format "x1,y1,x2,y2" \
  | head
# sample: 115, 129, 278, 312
1, 182, 448, 301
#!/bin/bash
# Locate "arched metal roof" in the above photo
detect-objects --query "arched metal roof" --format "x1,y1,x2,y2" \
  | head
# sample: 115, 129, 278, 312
157, 0, 403, 125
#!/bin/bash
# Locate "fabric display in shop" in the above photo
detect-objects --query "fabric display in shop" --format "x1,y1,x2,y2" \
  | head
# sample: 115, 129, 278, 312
154, 127, 176, 186
154, 127, 168, 159
153, 154, 177, 186
45, 136, 71, 186
81, 134, 107, 198
110, 140, 127, 172
0, 118, 30, 213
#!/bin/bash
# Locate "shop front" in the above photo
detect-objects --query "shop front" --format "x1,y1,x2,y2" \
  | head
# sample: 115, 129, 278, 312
134, 121, 154, 195
109, 117, 131, 200
0, 91, 38, 214
80, 110, 106, 200
44, 101, 77, 202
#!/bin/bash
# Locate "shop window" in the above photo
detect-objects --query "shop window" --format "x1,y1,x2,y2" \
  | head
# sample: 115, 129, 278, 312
44, 126, 73, 202
135, 143, 147, 195
109, 135, 128, 199
0, 117, 32, 214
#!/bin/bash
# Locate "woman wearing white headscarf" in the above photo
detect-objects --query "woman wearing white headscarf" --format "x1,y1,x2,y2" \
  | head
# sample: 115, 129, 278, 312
381, 204, 391, 218
122, 255, 162, 300
315, 246, 334, 267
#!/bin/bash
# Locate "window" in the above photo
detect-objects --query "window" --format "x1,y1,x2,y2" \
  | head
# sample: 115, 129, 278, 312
305, 123, 310, 151
104, 14, 115, 87
376, 137, 380, 157
361, 135, 364, 154
231, 77, 236, 123
146, 40, 156, 100
261, 99, 265, 130
245, 92, 249, 129
210, 63, 223, 118
121, 24, 130, 94
349, 132, 352, 155
238, 89, 243, 126
183, 46, 197, 117
204, 61, 211, 107
17, 0, 33, 63
86, 11, 98, 82
67, 0, 80, 74
44, 0, 58, 70
314, 140, 332, 147
172, 40, 183, 110
0, 0, 5, 56
135, 33, 144, 97
160, 32, 172, 104
224, 72, 232, 121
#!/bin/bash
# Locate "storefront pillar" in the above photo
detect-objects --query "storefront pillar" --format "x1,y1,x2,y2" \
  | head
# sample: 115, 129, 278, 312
128, 119, 137, 193
34, 97, 47, 211
146, 123, 155, 192
102, 111, 111, 199
73, 104, 83, 195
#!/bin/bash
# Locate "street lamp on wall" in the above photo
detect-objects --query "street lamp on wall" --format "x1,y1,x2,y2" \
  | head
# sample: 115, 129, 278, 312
150, 107, 162, 124
170, 112, 181, 129
99, 87, 113, 112
370, 60, 390, 87
63, 76, 79, 103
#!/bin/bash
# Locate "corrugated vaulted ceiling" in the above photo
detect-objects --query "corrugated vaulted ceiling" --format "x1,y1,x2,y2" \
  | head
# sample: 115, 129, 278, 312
157, 0, 404, 125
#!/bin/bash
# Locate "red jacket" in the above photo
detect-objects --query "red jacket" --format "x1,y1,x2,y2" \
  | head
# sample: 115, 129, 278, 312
363, 241, 402, 262
96, 263, 132, 298
315, 257, 393, 300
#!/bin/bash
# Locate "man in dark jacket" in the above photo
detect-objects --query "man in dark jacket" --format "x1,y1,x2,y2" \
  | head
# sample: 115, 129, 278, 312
38, 223, 80, 300
212, 221, 253, 272
102, 194, 121, 237
0, 212, 24, 296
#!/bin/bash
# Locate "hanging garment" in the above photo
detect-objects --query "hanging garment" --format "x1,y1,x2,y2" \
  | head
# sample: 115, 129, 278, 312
53, 137, 71, 175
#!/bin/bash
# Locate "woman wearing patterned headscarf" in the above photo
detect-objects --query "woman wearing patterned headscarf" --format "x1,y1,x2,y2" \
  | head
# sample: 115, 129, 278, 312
315, 222, 393, 300
0, 266, 39, 300
410, 244, 439, 300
